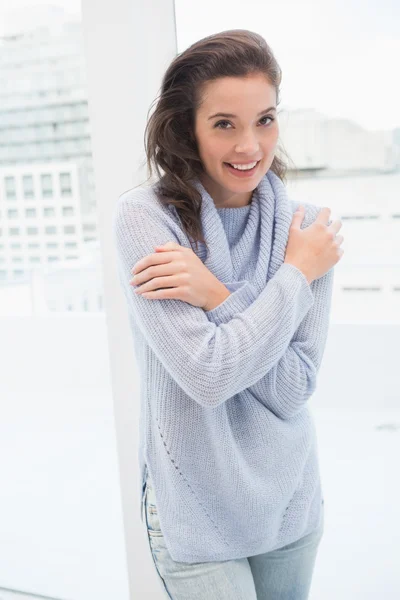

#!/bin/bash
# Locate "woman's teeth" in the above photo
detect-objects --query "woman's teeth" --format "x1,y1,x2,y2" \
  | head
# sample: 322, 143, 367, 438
229, 161, 258, 170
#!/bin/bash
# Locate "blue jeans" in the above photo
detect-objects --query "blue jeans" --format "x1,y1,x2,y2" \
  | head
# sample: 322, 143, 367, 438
141, 472, 324, 599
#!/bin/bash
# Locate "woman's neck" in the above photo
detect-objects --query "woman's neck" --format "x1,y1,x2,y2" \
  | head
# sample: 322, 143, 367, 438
198, 172, 254, 208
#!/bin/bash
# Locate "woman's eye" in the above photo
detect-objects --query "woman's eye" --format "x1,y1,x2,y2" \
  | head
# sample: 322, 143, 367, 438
214, 120, 231, 129
260, 115, 274, 126
214, 116, 274, 129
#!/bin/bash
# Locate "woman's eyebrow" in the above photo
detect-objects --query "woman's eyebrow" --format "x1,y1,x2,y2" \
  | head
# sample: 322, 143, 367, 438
208, 107, 277, 120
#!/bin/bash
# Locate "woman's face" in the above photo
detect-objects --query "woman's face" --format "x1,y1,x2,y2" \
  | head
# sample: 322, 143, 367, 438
194, 72, 279, 207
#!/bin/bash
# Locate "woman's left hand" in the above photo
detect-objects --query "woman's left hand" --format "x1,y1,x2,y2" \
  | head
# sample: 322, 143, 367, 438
129, 241, 230, 311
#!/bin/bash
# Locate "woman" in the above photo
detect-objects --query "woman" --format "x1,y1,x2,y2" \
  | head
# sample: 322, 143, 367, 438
113, 29, 344, 599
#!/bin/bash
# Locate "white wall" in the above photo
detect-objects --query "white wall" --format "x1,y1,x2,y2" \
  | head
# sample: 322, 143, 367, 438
80, 0, 178, 598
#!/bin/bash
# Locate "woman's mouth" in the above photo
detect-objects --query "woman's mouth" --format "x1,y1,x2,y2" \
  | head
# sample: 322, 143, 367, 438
223, 160, 261, 178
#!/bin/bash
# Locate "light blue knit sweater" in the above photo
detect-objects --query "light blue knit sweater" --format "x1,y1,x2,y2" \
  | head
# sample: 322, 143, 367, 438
113, 170, 334, 563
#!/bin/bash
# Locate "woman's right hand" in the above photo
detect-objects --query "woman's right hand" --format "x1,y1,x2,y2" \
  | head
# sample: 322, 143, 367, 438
284, 205, 344, 284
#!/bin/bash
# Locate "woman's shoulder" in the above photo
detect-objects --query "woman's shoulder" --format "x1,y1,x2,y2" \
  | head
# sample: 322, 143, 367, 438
289, 199, 333, 228
116, 182, 168, 214
113, 183, 186, 246
114, 183, 180, 226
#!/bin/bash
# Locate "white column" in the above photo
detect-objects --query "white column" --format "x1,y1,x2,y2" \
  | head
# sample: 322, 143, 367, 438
81, 1, 178, 598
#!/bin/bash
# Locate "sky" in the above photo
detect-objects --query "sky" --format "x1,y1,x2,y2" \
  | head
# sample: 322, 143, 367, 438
0, 0, 399, 132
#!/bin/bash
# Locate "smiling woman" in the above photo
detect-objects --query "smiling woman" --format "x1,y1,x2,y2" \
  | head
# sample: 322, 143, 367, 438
114, 28, 336, 600
140, 30, 290, 249
194, 77, 279, 203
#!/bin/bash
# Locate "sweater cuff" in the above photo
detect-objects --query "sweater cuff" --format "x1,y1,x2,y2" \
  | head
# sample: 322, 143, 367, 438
276, 262, 315, 308
205, 280, 257, 324
205, 264, 314, 326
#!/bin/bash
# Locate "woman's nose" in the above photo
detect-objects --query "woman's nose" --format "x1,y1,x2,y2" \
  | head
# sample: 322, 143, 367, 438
234, 133, 260, 154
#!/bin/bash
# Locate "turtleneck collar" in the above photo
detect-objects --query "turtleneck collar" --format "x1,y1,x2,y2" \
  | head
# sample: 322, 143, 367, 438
189, 170, 294, 289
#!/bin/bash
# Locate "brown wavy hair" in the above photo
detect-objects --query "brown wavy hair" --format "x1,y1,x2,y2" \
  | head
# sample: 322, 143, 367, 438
140, 29, 293, 256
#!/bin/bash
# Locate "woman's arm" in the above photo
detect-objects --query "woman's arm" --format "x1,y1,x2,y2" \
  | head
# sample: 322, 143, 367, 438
206, 268, 335, 419
113, 196, 315, 408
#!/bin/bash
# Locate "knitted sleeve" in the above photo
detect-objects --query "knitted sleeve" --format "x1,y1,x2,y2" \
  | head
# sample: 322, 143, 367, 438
113, 198, 315, 408
206, 269, 334, 419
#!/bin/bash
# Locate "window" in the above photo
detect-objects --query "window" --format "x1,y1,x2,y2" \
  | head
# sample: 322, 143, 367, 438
60, 172, 72, 196
9, 227, 20, 236
64, 225, 76, 234
26, 208, 36, 218
41, 173, 53, 197
7, 209, 18, 219
62, 206, 74, 216
27, 227, 39, 235
4, 176, 16, 199
44, 207, 56, 217
22, 175, 34, 198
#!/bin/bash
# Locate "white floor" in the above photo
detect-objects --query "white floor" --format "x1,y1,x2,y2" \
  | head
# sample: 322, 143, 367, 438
0, 591, 58, 600
309, 407, 400, 600
1, 397, 399, 599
